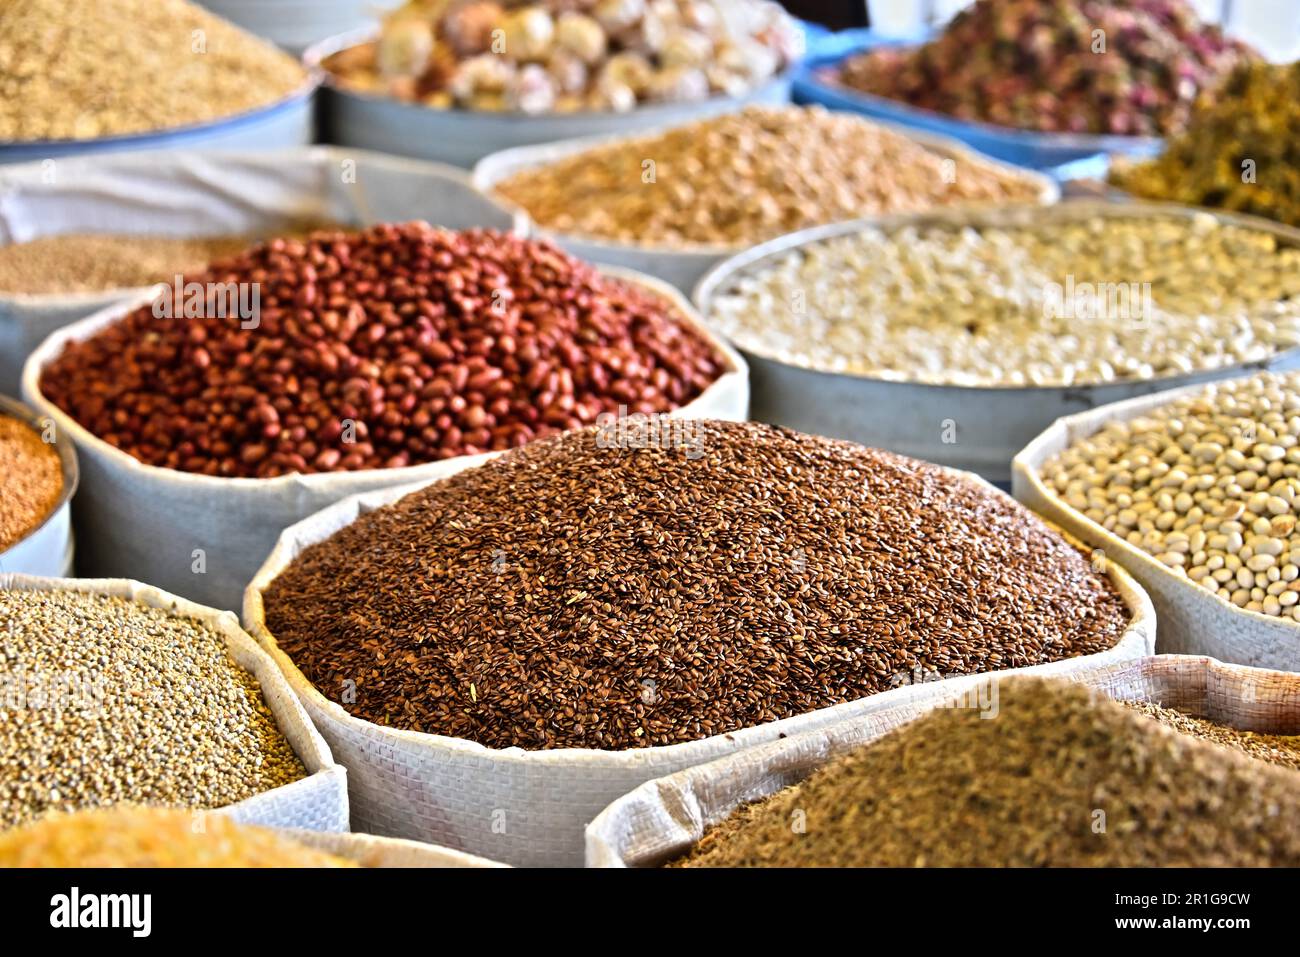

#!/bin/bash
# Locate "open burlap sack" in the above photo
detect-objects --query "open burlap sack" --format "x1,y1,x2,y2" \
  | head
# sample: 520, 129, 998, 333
1013, 383, 1300, 672
0, 573, 348, 832
244, 466, 1155, 868
284, 829, 507, 867
22, 270, 747, 612
585, 653, 1299, 867
0, 145, 522, 396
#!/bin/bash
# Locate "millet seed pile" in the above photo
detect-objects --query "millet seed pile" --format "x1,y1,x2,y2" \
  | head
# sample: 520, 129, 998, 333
0, 589, 306, 830
0, 413, 63, 553
708, 212, 1300, 387
1044, 372, 1300, 620
1127, 701, 1300, 772
262, 420, 1131, 751
0, 0, 307, 142
671, 677, 1300, 867
0, 807, 353, 868
492, 106, 1046, 248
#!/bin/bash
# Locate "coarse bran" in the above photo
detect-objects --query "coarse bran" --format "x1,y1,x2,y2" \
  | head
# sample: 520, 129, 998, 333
0, 589, 307, 830
0, 807, 353, 867
0, 413, 62, 553
670, 676, 1300, 867
261, 420, 1131, 751
1127, 701, 1300, 771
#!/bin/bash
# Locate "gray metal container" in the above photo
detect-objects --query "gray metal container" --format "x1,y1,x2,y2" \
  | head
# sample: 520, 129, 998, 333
0, 81, 318, 166
0, 394, 77, 577
473, 120, 1060, 294
305, 29, 793, 169
693, 201, 1300, 485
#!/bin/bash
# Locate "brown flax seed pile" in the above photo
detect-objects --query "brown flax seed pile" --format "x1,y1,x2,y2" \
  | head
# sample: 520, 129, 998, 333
263, 421, 1131, 751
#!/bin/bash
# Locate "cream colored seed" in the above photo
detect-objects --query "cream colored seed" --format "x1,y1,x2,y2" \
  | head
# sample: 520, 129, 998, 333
1044, 372, 1300, 620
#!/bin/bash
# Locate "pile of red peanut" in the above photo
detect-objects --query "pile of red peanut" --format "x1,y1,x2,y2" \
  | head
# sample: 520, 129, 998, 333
38, 224, 726, 478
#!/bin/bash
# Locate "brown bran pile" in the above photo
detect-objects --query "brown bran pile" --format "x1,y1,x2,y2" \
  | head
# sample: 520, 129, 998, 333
671, 677, 1300, 867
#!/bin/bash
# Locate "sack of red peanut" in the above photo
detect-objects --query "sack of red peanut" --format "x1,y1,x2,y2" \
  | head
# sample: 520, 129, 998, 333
0, 146, 522, 396
22, 222, 748, 611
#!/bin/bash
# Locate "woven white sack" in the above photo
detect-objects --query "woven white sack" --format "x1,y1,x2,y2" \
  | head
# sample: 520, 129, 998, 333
284, 828, 508, 867
1012, 382, 1300, 672
0, 146, 523, 396
21, 268, 747, 613
585, 653, 1298, 867
244, 466, 1154, 868
0, 573, 348, 832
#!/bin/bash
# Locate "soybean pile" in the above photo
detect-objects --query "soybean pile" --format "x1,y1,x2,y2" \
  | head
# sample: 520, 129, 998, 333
262, 420, 1131, 751
672, 677, 1300, 867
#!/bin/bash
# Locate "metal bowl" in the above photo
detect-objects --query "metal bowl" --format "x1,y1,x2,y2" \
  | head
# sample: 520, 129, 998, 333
693, 201, 1300, 486
0, 79, 319, 166
0, 393, 78, 577
306, 28, 794, 169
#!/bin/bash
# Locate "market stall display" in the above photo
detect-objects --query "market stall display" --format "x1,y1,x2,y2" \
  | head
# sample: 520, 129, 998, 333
22, 223, 745, 609
0, 575, 347, 833
476, 105, 1056, 290
0, 0, 317, 162
696, 202, 1300, 483
587, 655, 1300, 867
1016, 370, 1300, 671
0, 395, 75, 578
245, 419, 1154, 866
308, 0, 801, 167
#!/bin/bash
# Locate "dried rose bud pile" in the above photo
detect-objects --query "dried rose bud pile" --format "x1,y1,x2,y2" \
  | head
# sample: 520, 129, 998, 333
329, 0, 800, 114
262, 421, 1131, 751
828, 0, 1254, 137
37, 224, 726, 478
